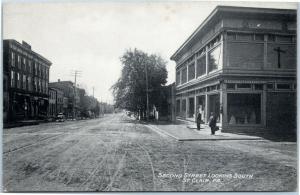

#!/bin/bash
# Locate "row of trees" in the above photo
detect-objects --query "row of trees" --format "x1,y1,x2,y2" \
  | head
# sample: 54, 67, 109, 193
111, 48, 168, 119
78, 88, 113, 118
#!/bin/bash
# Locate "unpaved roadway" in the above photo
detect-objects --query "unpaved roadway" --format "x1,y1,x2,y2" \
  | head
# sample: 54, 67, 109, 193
3, 113, 297, 191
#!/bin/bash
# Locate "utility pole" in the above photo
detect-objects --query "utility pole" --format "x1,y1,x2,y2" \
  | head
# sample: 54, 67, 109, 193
145, 60, 149, 121
71, 70, 81, 120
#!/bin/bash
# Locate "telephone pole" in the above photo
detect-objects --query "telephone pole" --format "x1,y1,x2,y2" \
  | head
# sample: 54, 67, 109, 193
145, 60, 149, 121
70, 70, 82, 119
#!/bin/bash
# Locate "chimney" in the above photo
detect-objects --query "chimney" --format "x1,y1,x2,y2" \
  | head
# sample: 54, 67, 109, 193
58, 79, 60, 82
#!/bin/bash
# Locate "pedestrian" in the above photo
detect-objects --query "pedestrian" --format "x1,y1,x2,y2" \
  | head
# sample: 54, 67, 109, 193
196, 106, 202, 130
208, 112, 217, 135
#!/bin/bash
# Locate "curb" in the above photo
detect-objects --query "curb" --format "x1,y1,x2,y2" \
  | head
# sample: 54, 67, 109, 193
146, 124, 263, 142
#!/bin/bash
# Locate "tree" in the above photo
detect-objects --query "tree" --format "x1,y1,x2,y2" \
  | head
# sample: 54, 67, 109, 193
111, 48, 168, 118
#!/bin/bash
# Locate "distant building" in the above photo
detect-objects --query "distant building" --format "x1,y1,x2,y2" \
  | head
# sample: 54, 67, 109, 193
48, 87, 64, 117
170, 6, 296, 132
3, 40, 51, 123
49, 80, 80, 118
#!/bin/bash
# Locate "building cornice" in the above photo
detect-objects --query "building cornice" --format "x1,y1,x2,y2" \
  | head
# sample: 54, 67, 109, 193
170, 6, 296, 62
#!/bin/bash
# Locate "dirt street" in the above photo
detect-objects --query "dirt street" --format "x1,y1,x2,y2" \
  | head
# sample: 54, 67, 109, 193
3, 113, 297, 191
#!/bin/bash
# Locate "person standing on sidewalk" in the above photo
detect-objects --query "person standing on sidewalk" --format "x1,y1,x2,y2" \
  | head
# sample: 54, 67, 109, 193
196, 106, 202, 130
208, 112, 217, 135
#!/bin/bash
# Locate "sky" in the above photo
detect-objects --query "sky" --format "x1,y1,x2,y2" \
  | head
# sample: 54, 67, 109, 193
3, 1, 297, 104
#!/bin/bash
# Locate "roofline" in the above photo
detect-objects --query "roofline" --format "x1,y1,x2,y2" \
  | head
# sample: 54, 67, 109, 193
4, 39, 52, 65
170, 5, 296, 61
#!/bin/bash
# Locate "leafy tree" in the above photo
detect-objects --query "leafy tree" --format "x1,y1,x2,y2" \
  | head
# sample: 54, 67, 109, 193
111, 48, 168, 117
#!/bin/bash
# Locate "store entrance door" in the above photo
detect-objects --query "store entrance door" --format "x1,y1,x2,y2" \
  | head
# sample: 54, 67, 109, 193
208, 94, 220, 122
188, 97, 195, 118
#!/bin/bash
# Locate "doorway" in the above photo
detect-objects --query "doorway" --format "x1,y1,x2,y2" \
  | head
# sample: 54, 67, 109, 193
208, 94, 220, 122
188, 97, 194, 118
196, 95, 206, 122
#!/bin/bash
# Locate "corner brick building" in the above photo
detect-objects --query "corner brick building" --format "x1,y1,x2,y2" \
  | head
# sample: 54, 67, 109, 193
170, 6, 296, 132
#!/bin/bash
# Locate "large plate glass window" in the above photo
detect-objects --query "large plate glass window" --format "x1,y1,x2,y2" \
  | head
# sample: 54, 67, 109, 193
227, 93, 261, 125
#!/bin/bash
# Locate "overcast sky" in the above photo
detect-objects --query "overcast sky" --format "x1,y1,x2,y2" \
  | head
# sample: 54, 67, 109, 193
3, 1, 297, 104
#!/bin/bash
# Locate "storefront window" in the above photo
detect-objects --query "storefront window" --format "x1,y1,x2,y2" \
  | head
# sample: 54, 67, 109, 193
227, 93, 261, 125
176, 100, 180, 115
182, 99, 186, 113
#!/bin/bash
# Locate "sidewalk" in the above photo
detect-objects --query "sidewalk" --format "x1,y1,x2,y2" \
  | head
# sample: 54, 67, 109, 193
146, 120, 263, 141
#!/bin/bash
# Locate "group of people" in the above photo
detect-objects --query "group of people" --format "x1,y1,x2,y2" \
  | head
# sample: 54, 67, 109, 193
196, 107, 218, 135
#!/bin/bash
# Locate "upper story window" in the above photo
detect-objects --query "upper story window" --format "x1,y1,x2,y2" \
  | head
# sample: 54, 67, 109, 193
28, 76, 32, 91
11, 52, 15, 67
11, 71, 15, 87
35, 62, 38, 75
46, 69, 49, 80
176, 71, 180, 85
34, 78, 37, 92
28, 61, 32, 73
23, 75, 27, 90
41, 66, 44, 78
196, 55, 206, 77
208, 45, 222, 72
188, 62, 195, 81
46, 83, 48, 93
17, 73, 21, 88
181, 67, 187, 84
17, 55, 21, 69
23, 58, 27, 71
208, 35, 221, 49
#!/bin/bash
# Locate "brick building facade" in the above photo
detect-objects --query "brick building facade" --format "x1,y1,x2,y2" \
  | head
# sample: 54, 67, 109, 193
48, 87, 64, 117
49, 80, 80, 118
3, 40, 51, 123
